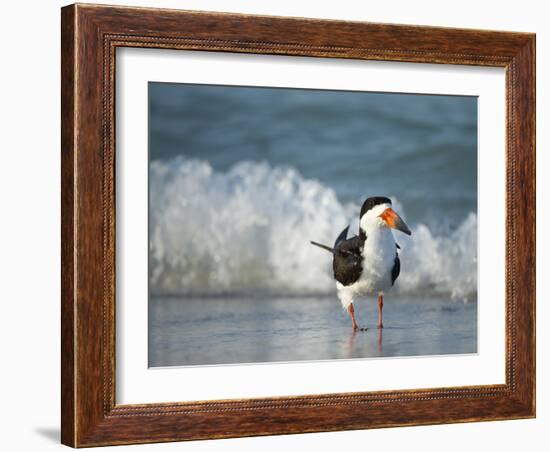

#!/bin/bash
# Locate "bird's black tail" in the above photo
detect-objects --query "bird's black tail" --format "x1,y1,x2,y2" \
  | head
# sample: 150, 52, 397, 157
310, 241, 334, 253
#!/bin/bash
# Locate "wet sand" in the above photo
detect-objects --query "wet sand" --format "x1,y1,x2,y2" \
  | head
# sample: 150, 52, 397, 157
149, 295, 477, 367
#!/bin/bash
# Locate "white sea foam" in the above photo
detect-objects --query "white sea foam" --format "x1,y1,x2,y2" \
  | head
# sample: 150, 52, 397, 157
394, 212, 477, 301
149, 157, 477, 300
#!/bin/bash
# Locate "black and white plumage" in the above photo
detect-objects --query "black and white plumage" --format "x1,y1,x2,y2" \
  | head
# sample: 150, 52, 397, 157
311, 196, 411, 330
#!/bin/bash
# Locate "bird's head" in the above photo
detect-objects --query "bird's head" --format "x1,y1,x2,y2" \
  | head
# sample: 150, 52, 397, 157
359, 196, 411, 236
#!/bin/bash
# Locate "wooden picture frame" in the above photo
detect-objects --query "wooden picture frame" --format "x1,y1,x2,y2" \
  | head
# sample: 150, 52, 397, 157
61, 3, 535, 447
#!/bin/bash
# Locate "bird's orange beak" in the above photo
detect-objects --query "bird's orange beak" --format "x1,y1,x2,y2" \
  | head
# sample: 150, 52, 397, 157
379, 208, 412, 235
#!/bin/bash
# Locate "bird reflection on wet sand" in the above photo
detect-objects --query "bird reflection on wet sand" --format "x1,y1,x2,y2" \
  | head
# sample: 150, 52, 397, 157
149, 295, 476, 367
345, 325, 384, 359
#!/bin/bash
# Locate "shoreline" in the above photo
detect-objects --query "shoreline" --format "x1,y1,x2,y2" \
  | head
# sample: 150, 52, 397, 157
149, 295, 477, 367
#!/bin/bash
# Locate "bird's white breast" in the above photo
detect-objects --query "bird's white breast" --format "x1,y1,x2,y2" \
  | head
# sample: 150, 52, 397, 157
355, 228, 396, 294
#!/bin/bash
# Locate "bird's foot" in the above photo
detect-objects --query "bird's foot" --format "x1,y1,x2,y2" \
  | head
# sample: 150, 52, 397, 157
352, 325, 368, 332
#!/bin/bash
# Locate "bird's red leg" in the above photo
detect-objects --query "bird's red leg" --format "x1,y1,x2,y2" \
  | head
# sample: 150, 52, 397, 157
348, 303, 359, 331
377, 293, 384, 329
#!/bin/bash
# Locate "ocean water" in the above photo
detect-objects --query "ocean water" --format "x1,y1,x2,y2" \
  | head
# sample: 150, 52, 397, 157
149, 295, 477, 366
148, 82, 478, 366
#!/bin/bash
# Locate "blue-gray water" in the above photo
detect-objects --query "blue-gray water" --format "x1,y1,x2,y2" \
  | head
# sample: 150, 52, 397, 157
150, 84, 477, 228
148, 82, 478, 366
149, 296, 477, 366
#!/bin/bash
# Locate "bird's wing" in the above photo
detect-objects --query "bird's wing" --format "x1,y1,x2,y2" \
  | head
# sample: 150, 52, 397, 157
310, 225, 350, 254
334, 225, 350, 248
391, 253, 401, 285
332, 234, 365, 286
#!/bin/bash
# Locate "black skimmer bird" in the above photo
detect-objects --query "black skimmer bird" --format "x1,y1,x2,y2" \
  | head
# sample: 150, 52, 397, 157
311, 197, 411, 331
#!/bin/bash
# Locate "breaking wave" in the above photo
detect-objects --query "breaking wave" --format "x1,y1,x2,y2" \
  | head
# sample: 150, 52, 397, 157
150, 157, 477, 300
